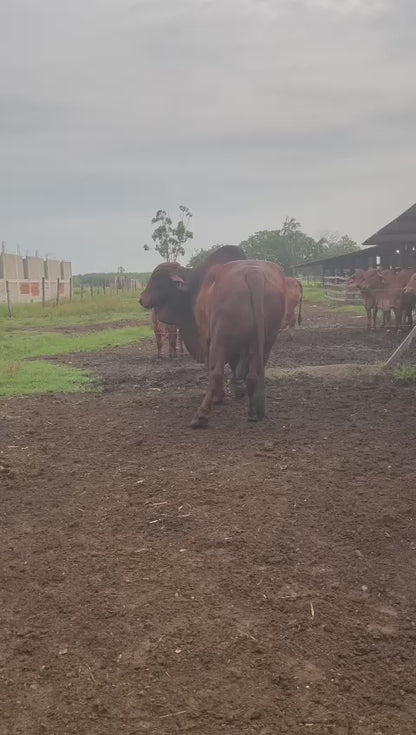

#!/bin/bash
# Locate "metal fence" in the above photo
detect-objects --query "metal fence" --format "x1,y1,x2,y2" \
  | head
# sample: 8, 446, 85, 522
323, 276, 362, 305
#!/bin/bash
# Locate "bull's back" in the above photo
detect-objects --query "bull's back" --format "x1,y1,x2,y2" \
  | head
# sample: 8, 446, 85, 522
195, 260, 285, 346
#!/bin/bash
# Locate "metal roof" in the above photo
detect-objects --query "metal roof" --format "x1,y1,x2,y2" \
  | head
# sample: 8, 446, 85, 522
293, 247, 377, 269
362, 202, 416, 247
295, 202, 416, 269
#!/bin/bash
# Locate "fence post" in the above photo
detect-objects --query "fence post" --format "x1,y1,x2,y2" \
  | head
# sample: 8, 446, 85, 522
81, 282, 84, 299
384, 325, 416, 367
5, 280, 12, 318
69, 277, 73, 301
56, 277, 61, 306
42, 276, 46, 307
90, 284, 93, 297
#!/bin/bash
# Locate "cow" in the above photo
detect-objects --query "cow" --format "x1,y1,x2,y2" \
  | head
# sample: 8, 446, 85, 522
151, 309, 184, 358
139, 246, 286, 428
403, 272, 416, 327
347, 269, 380, 330
282, 277, 303, 339
347, 268, 414, 330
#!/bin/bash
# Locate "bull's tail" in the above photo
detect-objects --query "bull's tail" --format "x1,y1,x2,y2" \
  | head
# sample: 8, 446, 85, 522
296, 280, 303, 326
245, 269, 265, 418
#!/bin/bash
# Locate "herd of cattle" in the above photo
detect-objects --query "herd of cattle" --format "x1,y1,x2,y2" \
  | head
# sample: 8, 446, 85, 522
140, 247, 415, 428
348, 267, 416, 330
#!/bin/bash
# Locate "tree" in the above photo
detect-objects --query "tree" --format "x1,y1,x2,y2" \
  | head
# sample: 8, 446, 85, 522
144, 205, 193, 262
318, 231, 359, 258
240, 218, 326, 274
117, 266, 126, 274
240, 219, 359, 273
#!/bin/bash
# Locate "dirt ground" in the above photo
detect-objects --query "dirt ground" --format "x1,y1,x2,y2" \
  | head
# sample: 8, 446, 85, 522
1, 306, 416, 734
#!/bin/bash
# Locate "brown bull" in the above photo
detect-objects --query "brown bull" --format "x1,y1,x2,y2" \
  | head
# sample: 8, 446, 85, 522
282, 277, 303, 338
139, 246, 286, 428
151, 309, 184, 358
191, 260, 286, 427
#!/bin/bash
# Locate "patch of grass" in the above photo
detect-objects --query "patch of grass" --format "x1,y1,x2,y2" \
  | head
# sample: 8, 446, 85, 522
0, 291, 146, 329
0, 326, 152, 361
393, 365, 416, 384
0, 360, 97, 397
0, 323, 152, 397
301, 285, 326, 305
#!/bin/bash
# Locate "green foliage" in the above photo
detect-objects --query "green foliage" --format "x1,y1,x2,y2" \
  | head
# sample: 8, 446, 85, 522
0, 361, 97, 397
241, 226, 321, 274
144, 205, 193, 262
393, 365, 416, 384
318, 232, 360, 259
241, 219, 358, 273
184, 218, 358, 274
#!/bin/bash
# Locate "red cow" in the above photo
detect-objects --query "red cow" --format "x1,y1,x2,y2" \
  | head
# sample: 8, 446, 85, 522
347, 269, 380, 330
282, 277, 303, 339
403, 272, 416, 326
151, 309, 184, 358
139, 246, 286, 427
348, 268, 415, 330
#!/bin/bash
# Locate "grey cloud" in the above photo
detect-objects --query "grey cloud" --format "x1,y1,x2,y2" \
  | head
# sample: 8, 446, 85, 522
1, 0, 415, 272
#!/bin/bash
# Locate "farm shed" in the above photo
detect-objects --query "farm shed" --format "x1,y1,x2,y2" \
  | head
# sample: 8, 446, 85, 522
294, 202, 416, 280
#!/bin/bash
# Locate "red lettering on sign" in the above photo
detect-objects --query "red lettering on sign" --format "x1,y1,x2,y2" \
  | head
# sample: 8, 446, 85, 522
20, 283, 30, 294
59, 283, 65, 294
31, 283, 40, 297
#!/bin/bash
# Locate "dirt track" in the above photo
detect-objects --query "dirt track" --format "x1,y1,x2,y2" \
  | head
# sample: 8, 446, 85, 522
1, 309, 416, 734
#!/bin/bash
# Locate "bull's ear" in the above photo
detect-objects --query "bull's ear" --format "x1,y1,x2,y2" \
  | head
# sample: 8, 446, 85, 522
169, 273, 189, 291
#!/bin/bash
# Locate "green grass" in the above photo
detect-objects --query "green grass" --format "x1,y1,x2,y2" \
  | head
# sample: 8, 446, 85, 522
0, 291, 146, 329
0, 361, 97, 397
0, 290, 153, 397
393, 365, 416, 384
301, 284, 326, 304
0, 326, 152, 361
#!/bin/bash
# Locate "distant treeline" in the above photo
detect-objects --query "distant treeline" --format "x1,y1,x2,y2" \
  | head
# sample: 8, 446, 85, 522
73, 272, 151, 287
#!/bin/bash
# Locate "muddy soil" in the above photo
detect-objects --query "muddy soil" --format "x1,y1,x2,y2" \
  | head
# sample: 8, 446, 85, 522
1, 307, 416, 734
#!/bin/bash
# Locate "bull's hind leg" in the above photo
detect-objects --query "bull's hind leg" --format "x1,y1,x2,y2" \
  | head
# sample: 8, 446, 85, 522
246, 354, 265, 422
230, 353, 248, 399
168, 328, 177, 358
154, 329, 163, 358
287, 315, 296, 340
191, 345, 226, 429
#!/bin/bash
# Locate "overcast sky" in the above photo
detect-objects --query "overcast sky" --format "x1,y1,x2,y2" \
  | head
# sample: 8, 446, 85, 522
1, 0, 415, 273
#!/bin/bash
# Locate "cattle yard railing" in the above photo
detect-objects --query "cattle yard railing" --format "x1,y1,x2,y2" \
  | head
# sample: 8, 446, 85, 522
323, 276, 362, 305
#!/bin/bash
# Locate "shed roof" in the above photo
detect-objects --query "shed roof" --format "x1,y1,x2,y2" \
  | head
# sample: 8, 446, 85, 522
295, 202, 416, 269
362, 202, 416, 247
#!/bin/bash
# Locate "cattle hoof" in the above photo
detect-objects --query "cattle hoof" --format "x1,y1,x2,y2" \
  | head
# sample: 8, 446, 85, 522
248, 414, 258, 422
191, 415, 209, 429
234, 385, 246, 400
